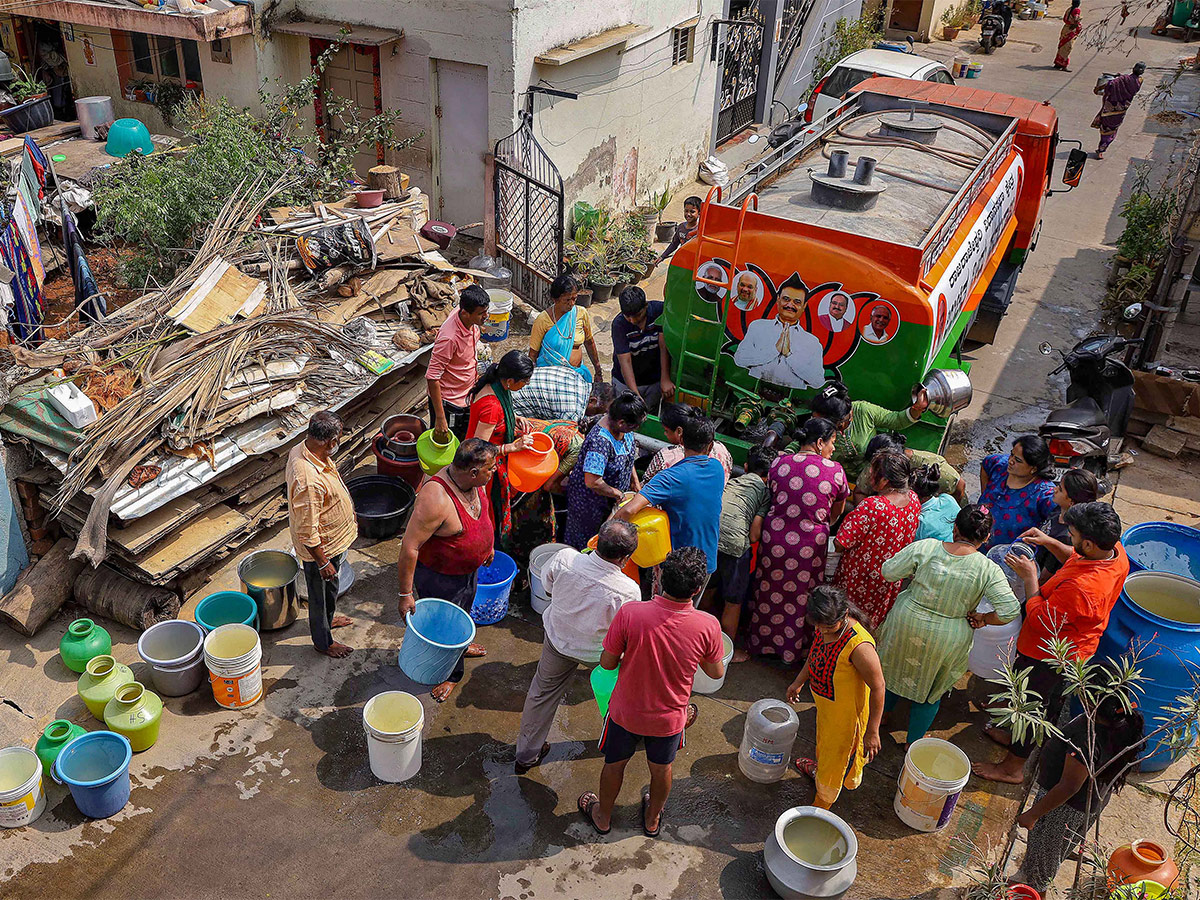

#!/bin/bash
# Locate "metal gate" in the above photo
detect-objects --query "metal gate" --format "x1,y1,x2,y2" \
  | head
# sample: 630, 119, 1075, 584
716, 0, 765, 144
775, 0, 818, 91
494, 117, 564, 311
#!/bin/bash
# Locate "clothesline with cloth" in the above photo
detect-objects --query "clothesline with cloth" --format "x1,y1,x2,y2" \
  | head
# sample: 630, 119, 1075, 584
0, 135, 107, 345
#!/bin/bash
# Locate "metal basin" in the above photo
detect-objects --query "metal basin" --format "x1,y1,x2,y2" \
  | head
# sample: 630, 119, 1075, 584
238, 550, 300, 631
381, 414, 427, 459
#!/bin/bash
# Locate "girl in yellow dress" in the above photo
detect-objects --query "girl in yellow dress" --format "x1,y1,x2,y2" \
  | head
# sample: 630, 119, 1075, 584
786, 585, 885, 809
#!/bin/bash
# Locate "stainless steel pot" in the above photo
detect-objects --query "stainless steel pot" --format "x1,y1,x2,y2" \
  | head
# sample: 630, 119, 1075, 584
913, 369, 973, 418
238, 550, 300, 631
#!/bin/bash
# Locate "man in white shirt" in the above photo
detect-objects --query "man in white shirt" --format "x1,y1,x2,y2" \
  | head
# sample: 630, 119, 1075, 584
514, 520, 640, 774
733, 284, 826, 388
862, 303, 893, 344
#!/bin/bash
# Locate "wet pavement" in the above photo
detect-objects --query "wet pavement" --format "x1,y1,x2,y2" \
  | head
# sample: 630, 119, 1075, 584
4, 7, 1199, 898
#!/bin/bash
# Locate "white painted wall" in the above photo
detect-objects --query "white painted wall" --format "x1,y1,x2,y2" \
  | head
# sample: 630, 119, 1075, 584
513, 0, 723, 210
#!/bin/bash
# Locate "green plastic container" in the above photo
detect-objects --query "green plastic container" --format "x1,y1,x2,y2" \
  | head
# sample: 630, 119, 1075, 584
77, 655, 136, 721
34, 719, 88, 772
590, 664, 619, 719
416, 428, 459, 476
59, 618, 112, 673
103, 682, 162, 752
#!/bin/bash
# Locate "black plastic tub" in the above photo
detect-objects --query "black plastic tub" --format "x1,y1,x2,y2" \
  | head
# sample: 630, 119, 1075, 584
1, 96, 53, 133
347, 474, 416, 540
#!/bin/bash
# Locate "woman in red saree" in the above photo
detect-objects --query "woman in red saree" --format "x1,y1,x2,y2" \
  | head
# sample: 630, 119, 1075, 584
1053, 0, 1082, 70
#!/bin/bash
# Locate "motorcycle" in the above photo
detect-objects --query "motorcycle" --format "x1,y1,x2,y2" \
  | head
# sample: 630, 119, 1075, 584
1037, 335, 1139, 488
980, 0, 1011, 52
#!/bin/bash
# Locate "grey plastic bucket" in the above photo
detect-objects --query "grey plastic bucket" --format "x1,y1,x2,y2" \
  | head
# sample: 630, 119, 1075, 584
137, 619, 206, 696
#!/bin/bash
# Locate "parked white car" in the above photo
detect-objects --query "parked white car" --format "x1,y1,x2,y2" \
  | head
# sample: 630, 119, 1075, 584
805, 49, 956, 123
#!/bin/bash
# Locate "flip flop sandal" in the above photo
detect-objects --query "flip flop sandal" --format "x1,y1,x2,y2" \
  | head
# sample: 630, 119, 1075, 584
794, 757, 818, 780
514, 742, 551, 775
641, 791, 662, 838
465, 643, 488, 658
578, 791, 610, 835
685, 703, 698, 730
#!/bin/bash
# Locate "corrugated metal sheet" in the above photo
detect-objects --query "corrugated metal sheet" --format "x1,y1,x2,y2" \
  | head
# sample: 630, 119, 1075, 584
24, 343, 433, 523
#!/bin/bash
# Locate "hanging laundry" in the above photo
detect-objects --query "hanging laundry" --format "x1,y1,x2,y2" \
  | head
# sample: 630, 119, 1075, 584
11, 192, 44, 287
14, 155, 40, 226
23, 136, 48, 194
0, 214, 44, 345
60, 197, 106, 323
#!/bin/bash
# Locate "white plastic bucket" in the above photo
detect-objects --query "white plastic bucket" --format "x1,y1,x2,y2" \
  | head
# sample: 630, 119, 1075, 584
967, 598, 1022, 681
529, 543, 570, 614
204, 623, 264, 709
481, 289, 515, 342
894, 738, 971, 831
953, 56, 970, 78
693, 632, 735, 695
0, 747, 45, 828
363, 691, 425, 782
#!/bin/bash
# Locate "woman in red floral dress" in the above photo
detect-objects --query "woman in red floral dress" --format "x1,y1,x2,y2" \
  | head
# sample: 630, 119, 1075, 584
833, 449, 921, 626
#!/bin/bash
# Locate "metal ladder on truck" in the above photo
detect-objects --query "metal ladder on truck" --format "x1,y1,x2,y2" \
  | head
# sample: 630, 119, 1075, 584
674, 186, 759, 410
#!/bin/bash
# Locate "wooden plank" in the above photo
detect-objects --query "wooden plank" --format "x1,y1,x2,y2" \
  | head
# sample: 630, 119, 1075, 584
0, 539, 86, 636
535, 23, 651, 65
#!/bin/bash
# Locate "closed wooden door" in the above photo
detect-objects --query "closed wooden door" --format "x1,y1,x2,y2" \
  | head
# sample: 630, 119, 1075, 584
315, 40, 382, 177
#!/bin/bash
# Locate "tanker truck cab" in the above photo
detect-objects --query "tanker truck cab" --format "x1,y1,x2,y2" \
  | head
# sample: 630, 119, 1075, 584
656, 78, 1071, 460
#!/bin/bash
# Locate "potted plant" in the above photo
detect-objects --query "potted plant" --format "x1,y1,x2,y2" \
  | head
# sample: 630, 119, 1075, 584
0, 65, 53, 133
941, 3, 962, 39
153, 80, 186, 125
648, 187, 676, 242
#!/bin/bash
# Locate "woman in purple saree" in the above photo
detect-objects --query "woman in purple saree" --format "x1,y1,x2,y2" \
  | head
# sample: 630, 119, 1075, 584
1092, 63, 1144, 158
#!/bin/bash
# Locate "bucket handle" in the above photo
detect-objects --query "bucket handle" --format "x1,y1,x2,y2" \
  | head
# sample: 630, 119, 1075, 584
51, 754, 64, 786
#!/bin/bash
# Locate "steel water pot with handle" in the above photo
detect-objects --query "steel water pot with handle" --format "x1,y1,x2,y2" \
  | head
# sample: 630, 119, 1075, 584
238, 550, 300, 630
913, 369, 973, 418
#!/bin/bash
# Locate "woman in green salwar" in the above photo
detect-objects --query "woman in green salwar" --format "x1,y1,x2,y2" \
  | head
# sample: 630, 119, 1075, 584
875, 505, 1019, 746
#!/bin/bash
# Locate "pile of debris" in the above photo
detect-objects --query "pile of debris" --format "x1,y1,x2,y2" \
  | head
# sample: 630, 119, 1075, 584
0, 176, 481, 635
1129, 370, 1200, 459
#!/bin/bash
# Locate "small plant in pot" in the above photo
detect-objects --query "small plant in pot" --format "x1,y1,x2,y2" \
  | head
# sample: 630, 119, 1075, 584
648, 187, 676, 242
941, 3, 963, 39
11, 66, 47, 103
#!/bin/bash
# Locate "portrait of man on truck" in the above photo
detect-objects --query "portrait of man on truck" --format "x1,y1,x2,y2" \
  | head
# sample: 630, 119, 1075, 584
818, 291, 855, 333
733, 278, 826, 389
733, 271, 763, 311
862, 303, 895, 345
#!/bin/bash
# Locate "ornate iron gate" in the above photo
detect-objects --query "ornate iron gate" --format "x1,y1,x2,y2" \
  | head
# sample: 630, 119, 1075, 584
716, 0, 765, 144
775, 0, 818, 91
494, 118, 564, 311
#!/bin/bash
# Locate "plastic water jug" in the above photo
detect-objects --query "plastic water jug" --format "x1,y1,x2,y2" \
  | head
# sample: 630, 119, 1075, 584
739, 698, 799, 783
620, 503, 671, 567
508, 432, 559, 492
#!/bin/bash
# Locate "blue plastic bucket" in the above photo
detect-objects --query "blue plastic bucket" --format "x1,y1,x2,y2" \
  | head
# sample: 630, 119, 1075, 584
1122, 522, 1200, 582
195, 591, 259, 633
53, 731, 132, 819
469, 552, 518, 625
398, 599, 477, 684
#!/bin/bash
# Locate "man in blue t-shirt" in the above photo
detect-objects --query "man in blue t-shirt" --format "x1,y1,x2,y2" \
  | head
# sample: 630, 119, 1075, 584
616, 409, 724, 598
611, 287, 674, 413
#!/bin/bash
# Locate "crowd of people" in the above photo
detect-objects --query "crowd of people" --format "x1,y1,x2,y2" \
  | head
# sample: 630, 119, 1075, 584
284, 275, 1141, 894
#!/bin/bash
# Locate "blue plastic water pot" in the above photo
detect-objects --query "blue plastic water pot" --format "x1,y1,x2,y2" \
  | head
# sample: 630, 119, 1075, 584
194, 591, 259, 633
469, 552, 518, 625
398, 598, 477, 684
53, 731, 132, 819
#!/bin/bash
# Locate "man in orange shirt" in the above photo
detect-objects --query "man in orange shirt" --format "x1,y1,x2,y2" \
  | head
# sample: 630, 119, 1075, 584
973, 502, 1128, 783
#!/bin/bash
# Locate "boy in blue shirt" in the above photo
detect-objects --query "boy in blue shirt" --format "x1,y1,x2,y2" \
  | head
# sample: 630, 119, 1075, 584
616, 409, 725, 603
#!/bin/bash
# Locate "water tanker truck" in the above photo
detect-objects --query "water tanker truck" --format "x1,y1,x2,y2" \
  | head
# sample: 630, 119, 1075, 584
653, 77, 1084, 459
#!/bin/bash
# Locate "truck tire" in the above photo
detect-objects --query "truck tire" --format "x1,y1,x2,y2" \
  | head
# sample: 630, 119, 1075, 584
965, 258, 1022, 347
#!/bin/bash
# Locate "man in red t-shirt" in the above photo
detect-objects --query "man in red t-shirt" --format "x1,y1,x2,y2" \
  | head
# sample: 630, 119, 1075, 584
973, 502, 1129, 784
578, 548, 724, 837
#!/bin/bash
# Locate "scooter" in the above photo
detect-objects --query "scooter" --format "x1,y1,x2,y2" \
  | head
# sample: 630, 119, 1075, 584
1037, 335, 1139, 486
980, 1, 1011, 53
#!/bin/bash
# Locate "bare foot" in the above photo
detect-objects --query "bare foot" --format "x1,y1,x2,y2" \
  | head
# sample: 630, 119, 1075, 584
465, 643, 487, 659
431, 680, 459, 702
330, 615, 353, 629
732, 648, 750, 663
984, 724, 1012, 747
317, 641, 353, 659
972, 760, 1026, 784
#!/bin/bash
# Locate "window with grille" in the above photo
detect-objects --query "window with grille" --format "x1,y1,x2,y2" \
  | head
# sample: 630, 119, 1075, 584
671, 25, 695, 65
117, 30, 204, 93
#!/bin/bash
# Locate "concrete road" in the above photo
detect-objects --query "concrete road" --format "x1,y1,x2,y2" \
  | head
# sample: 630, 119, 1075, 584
3, 7, 1197, 899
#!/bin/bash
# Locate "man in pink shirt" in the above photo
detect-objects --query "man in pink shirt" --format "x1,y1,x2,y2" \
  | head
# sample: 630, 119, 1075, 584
427, 284, 490, 440
578, 547, 724, 838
